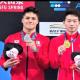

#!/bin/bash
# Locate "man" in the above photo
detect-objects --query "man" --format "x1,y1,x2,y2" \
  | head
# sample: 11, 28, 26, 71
49, 8, 80, 80
0, 7, 50, 80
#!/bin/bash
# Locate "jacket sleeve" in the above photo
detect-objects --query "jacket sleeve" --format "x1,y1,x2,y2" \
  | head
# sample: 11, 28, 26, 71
0, 54, 8, 70
49, 38, 60, 69
0, 35, 12, 70
34, 37, 50, 69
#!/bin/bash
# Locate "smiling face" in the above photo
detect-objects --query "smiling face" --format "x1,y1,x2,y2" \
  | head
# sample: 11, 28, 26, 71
22, 12, 39, 32
64, 15, 80, 34
6, 48, 19, 58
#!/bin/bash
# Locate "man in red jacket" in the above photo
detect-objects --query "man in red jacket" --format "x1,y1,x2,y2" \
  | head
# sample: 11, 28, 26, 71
49, 8, 80, 80
0, 6, 50, 80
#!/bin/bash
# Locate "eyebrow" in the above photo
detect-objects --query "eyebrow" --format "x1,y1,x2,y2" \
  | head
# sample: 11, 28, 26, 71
66, 19, 79, 20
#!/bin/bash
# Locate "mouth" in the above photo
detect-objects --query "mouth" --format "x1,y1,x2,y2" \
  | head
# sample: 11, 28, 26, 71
69, 27, 75, 29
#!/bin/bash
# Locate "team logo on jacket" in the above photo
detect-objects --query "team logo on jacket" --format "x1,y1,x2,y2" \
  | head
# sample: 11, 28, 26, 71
36, 41, 41, 46
14, 40, 20, 43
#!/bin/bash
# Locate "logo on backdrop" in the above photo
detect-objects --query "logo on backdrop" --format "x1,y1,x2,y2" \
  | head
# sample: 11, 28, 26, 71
49, 1, 71, 11
76, 2, 80, 10
39, 22, 66, 36
0, 1, 35, 12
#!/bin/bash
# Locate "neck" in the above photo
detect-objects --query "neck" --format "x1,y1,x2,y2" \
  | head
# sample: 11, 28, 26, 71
66, 31, 78, 35
23, 28, 36, 35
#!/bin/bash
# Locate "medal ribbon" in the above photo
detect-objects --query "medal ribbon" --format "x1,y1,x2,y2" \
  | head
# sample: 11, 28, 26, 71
64, 32, 79, 50
64, 32, 78, 43
20, 31, 37, 41
64, 32, 79, 80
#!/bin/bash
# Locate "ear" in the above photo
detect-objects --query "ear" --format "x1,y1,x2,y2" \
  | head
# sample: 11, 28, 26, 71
36, 19, 39, 25
21, 18, 23, 23
63, 21, 65, 24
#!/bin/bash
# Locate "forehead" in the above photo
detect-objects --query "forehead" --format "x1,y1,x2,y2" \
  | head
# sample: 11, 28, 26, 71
23, 12, 38, 17
65, 15, 79, 20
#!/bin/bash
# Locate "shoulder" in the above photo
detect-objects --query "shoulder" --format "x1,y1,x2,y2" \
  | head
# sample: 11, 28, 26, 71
51, 34, 64, 42
37, 33, 50, 41
8, 32, 20, 37
5, 31, 21, 42
6, 31, 21, 39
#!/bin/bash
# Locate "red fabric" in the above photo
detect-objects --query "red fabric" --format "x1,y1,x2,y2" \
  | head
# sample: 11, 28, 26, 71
49, 32, 80, 80
0, 31, 50, 80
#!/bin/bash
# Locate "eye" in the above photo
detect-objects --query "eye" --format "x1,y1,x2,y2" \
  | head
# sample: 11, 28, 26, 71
67, 20, 71, 22
32, 17, 36, 20
26, 17, 30, 19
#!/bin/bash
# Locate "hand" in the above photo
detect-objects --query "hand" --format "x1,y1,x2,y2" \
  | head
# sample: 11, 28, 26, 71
26, 40, 38, 52
3, 58, 20, 68
75, 63, 80, 72
58, 45, 66, 55
75, 61, 80, 69
70, 64, 76, 69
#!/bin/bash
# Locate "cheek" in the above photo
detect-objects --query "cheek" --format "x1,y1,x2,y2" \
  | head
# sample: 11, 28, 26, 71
64, 23, 69, 28
34, 22, 38, 26
22, 19, 28, 24
65, 26, 70, 30
75, 24, 79, 27
34, 19, 38, 24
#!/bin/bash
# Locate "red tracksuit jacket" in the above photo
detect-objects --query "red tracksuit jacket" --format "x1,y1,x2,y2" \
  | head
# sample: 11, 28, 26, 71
49, 32, 80, 80
0, 31, 50, 80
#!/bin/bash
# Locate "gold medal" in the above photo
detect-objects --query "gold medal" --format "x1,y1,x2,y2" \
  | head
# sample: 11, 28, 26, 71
64, 40, 70, 48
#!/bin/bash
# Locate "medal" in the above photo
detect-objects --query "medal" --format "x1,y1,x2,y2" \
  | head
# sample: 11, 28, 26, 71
64, 40, 70, 48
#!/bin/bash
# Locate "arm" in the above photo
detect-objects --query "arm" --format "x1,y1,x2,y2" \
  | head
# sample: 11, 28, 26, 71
34, 37, 50, 69
0, 35, 20, 70
49, 39, 60, 69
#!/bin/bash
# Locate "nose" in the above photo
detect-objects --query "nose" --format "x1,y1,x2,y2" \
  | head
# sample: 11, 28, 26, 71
29, 18, 33, 23
70, 21, 74, 26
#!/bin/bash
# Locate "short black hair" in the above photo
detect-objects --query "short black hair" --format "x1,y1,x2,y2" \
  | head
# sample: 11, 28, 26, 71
4, 43, 23, 55
23, 6, 39, 18
64, 8, 80, 21
71, 52, 80, 61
